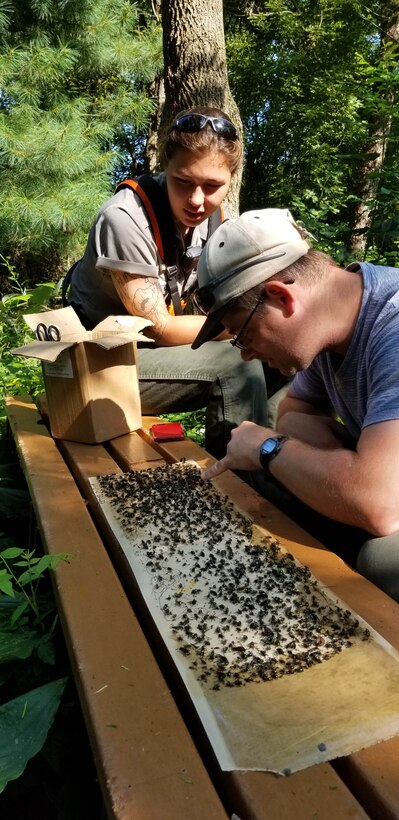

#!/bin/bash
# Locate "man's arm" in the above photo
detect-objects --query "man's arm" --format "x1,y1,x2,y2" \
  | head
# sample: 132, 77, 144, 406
202, 416, 399, 537
270, 419, 399, 535
277, 391, 322, 421
111, 271, 219, 346
277, 391, 353, 449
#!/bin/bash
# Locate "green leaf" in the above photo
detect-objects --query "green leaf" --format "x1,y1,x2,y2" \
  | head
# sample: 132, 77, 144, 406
16, 569, 35, 586
0, 573, 15, 597
14, 556, 41, 566
0, 547, 24, 560
26, 283, 57, 308
9, 601, 29, 626
0, 677, 67, 793
17, 554, 70, 584
1, 293, 29, 307
36, 636, 55, 665
0, 627, 41, 663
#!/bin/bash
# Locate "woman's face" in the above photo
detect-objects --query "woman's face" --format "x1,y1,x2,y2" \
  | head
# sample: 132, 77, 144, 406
165, 147, 232, 233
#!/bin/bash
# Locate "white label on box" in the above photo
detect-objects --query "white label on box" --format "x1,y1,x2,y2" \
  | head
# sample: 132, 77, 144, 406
43, 350, 74, 378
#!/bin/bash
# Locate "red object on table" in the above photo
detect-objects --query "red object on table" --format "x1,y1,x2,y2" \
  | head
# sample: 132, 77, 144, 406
150, 422, 185, 442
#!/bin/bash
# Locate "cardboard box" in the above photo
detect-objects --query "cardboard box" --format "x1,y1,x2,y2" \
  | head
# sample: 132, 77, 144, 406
12, 307, 153, 444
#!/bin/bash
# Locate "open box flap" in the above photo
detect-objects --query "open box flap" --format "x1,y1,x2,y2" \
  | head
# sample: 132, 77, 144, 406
11, 307, 153, 362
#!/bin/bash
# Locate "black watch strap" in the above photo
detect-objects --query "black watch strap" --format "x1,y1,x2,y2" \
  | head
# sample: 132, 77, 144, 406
259, 435, 289, 474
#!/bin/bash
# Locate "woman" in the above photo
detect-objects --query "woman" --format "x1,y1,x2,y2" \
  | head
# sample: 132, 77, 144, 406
68, 105, 269, 458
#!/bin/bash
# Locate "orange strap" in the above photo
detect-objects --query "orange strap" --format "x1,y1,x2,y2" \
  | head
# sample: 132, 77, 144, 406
167, 299, 187, 316
117, 178, 165, 260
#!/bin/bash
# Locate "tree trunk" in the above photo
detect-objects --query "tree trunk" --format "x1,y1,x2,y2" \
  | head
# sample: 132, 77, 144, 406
146, 74, 165, 174
155, 0, 243, 214
349, 5, 399, 257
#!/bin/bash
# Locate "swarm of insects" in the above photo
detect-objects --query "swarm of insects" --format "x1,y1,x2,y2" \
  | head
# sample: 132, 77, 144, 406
98, 462, 370, 690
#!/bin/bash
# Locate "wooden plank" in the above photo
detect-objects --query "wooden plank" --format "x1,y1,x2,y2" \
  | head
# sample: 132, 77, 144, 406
334, 752, 399, 820
226, 767, 369, 820
63, 426, 370, 820
107, 431, 166, 471
5, 396, 227, 820
145, 431, 399, 820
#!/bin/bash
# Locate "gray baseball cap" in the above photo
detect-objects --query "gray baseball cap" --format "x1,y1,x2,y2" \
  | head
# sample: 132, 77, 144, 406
191, 208, 310, 350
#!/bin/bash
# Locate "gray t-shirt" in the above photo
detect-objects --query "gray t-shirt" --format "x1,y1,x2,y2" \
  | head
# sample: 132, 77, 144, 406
291, 261, 399, 440
69, 173, 210, 325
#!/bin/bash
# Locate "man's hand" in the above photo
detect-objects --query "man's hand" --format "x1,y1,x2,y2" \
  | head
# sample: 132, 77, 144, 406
201, 421, 274, 480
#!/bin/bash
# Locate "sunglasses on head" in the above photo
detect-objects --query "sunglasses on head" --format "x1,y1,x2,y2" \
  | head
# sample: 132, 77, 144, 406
193, 250, 287, 314
170, 113, 238, 141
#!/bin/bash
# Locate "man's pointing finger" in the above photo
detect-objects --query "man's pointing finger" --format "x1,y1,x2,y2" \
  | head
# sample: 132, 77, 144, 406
201, 457, 229, 481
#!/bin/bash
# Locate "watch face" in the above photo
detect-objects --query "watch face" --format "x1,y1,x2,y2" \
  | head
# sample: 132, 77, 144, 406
259, 436, 287, 472
261, 438, 279, 456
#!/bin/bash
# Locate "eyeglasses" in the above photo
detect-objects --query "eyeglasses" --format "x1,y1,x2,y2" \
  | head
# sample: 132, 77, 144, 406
170, 114, 238, 141
194, 250, 286, 314
230, 294, 265, 350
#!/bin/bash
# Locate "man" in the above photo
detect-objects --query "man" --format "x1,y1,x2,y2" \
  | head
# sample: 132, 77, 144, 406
191, 209, 399, 602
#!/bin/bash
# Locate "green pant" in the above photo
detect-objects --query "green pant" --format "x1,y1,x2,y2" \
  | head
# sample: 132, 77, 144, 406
357, 534, 399, 602
137, 340, 272, 460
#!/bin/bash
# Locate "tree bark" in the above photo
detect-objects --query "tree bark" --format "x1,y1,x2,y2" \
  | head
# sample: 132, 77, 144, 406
153, 0, 243, 214
146, 74, 165, 174
349, 4, 399, 256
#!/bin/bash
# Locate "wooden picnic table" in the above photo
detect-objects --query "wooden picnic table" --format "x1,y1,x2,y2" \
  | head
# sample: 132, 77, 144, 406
6, 394, 399, 820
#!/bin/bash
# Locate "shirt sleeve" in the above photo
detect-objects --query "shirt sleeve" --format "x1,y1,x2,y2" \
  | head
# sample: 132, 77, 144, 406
94, 201, 160, 279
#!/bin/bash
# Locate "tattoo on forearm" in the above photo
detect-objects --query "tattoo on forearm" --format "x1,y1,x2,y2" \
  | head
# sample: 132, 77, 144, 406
112, 273, 168, 342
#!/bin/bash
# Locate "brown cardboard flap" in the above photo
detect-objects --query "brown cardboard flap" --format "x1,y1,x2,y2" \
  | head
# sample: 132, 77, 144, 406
11, 307, 153, 362
24, 306, 83, 335
11, 340, 77, 363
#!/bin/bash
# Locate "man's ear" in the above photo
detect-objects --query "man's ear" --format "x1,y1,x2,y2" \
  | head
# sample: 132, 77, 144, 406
263, 281, 295, 316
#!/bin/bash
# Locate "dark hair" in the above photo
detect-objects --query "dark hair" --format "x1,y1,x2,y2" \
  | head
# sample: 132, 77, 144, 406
237, 249, 336, 310
158, 105, 242, 175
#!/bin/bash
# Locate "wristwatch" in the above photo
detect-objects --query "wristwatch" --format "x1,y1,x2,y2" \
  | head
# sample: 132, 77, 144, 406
259, 435, 289, 474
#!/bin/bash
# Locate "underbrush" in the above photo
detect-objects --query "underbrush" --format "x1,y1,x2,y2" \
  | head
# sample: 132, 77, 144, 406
161, 408, 206, 446
0, 256, 205, 808
0, 435, 102, 816
0, 257, 60, 428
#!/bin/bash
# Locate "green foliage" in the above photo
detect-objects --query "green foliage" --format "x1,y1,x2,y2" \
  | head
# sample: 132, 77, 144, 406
226, 0, 399, 263
0, 546, 70, 623
162, 409, 206, 447
0, 624, 44, 665
0, 452, 71, 793
0, 677, 67, 793
0, 278, 87, 797
0, 0, 162, 279
0, 256, 62, 426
